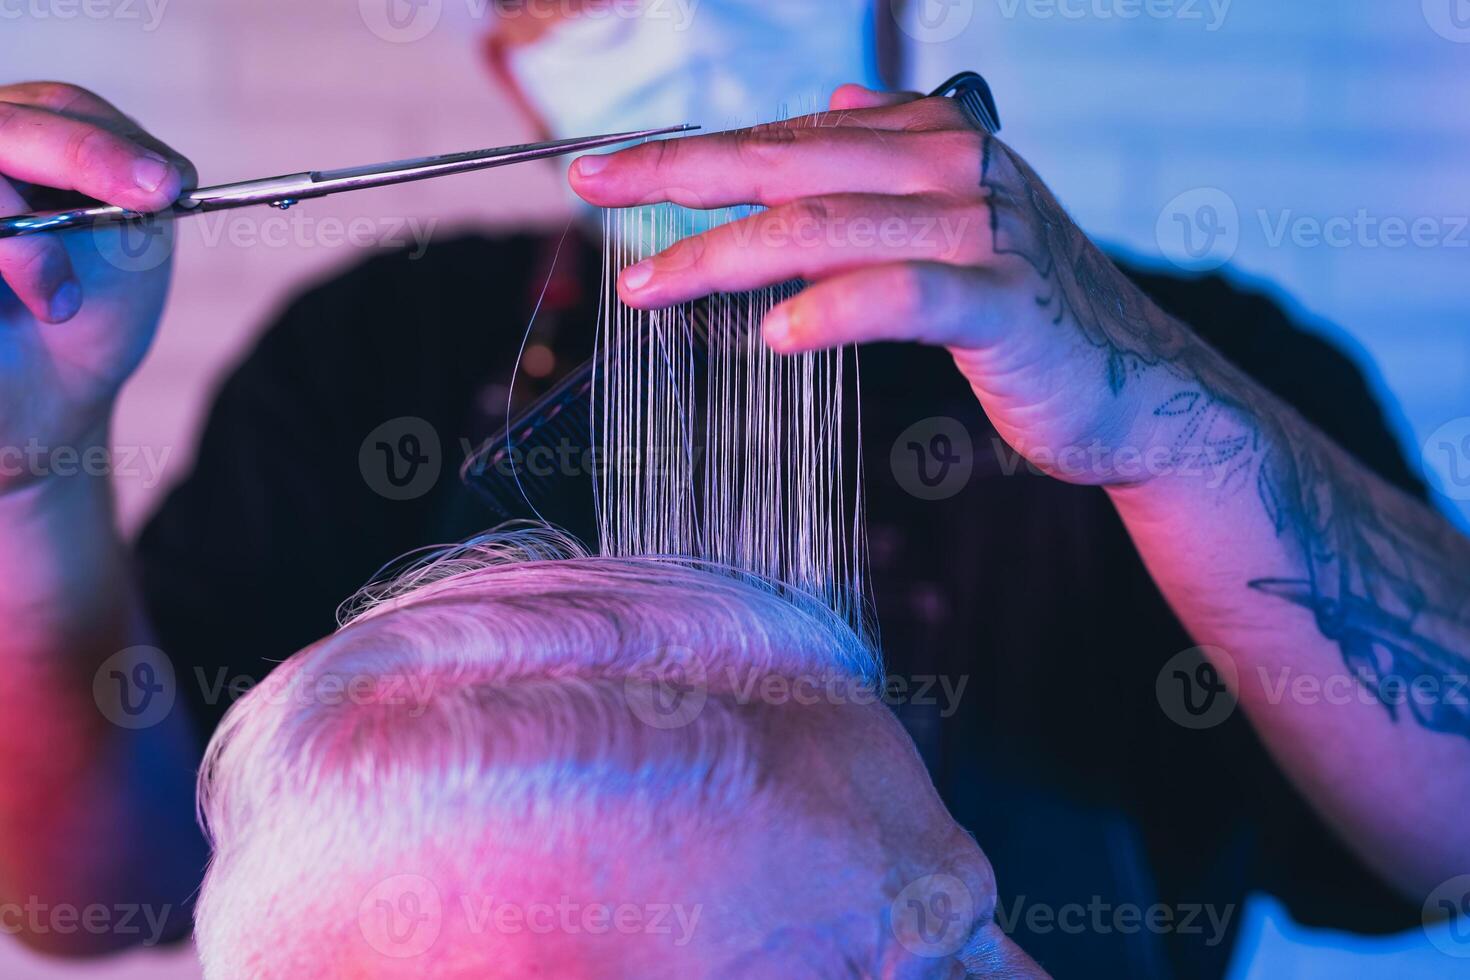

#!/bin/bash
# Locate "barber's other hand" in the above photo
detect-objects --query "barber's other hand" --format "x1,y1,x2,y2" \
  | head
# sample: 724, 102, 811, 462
0, 82, 193, 494
570, 84, 1196, 488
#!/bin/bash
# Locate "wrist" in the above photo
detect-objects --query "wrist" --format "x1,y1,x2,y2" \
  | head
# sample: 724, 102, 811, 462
0, 422, 130, 653
1002, 364, 1184, 490
0, 421, 114, 504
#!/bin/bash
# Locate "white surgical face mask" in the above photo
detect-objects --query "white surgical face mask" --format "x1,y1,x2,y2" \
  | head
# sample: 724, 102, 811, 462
505, 0, 880, 142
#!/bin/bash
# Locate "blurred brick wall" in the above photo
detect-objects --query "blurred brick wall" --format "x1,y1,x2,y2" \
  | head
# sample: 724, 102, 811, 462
5, 0, 574, 536
903, 0, 1470, 525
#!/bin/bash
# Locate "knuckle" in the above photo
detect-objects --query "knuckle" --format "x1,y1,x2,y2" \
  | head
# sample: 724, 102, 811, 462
819, 281, 864, 325
889, 265, 932, 318
789, 294, 830, 338
649, 135, 683, 173
925, 127, 987, 165
64, 124, 120, 177
936, 196, 990, 264
0, 236, 64, 290
732, 125, 799, 166
659, 234, 708, 275
905, 96, 970, 132
784, 196, 834, 226
767, 198, 837, 252
23, 81, 91, 111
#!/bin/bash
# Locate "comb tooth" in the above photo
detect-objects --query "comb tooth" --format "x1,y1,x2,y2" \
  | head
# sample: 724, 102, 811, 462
467, 475, 518, 518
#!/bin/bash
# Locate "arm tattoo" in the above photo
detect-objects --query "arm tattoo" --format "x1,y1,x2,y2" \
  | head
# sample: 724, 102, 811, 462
980, 138, 1470, 739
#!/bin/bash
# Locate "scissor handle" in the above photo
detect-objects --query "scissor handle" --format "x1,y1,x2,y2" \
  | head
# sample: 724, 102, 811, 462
929, 71, 1002, 135
0, 172, 325, 241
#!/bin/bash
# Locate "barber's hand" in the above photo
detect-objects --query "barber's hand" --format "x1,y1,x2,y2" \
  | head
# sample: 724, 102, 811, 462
0, 82, 193, 494
570, 84, 1198, 487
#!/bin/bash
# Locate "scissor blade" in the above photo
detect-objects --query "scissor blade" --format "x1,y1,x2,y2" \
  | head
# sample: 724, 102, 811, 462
308, 124, 700, 193
0, 124, 701, 241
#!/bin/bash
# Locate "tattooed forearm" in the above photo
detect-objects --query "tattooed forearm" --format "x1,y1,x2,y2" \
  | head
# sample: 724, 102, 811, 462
980, 138, 1470, 740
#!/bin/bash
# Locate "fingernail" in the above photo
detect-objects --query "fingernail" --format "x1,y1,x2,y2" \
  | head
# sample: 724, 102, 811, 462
622, 260, 654, 291
48, 278, 82, 322
133, 153, 171, 193
576, 155, 610, 178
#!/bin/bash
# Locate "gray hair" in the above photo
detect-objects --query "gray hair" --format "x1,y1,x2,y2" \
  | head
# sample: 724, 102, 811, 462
194, 526, 882, 978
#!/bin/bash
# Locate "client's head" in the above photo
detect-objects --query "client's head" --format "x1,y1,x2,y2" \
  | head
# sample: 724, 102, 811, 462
195, 529, 1040, 978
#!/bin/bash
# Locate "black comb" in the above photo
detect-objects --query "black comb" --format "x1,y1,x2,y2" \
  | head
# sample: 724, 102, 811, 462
462, 310, 717, 519
932, 71, 1002, 135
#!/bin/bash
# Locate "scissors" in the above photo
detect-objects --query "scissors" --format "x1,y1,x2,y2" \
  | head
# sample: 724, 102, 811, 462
0, 124, 700, 241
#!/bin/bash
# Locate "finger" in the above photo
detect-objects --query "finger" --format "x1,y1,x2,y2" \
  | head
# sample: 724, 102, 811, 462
759, 262, 1010, 355
828, 83, 921, 111
830, 95, 975, 132
0, 100, 185, 213
617, 194, 988, 309
783, 92, 967, 131
0, 84, 199, 193
0, 80, 136, 129
0, 176, 80, 323
572, 122, 984, 211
